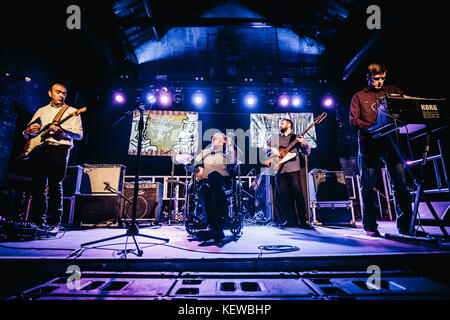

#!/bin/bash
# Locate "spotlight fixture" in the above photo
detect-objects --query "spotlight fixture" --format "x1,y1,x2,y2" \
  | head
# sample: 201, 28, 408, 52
113, 91, 126, 105
278, 94, 290, 108
173, 88, 184, 106
158, 87, 172, 107
291, 95, 303, 108
146, 92, 157, 104
321, 95, 335, 108
191, 91, 206, 108
243, 93, 258, 108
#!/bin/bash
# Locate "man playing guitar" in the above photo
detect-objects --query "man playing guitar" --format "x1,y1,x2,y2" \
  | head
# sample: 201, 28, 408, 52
266, 119, 313, 229
23, 83, 83, 234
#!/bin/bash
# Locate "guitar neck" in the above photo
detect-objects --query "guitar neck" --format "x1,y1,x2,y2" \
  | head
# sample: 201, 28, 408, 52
283, 122, 315, 153
37, 111, 76, 135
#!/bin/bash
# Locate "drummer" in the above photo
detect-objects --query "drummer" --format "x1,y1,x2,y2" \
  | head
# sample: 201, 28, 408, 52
190, 132, 236, 242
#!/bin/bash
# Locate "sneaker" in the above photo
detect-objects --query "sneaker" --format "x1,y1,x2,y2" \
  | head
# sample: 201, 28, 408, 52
196, 229, 225, 242
36, 224, 59, 238
298, 222, 315, 230
196, 230, 214, 241
366, 230, 382, 237
212, 229, 225, 242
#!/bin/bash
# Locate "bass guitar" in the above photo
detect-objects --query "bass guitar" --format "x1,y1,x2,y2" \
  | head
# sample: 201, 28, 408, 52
20, 107, 86, 160
264, 112, 327, 172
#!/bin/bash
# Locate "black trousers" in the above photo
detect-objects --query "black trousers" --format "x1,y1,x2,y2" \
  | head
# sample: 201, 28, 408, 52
275, 170, 308, 226
28, 144, 70, 226
203, 171, 231, 230
359, 136, 412, 232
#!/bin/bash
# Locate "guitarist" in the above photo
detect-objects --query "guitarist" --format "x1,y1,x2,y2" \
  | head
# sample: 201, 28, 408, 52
22, 83, 83, 233
266, 119, 313, 229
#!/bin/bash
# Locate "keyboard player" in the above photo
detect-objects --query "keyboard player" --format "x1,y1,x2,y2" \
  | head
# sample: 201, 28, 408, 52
349, 62, 413, 237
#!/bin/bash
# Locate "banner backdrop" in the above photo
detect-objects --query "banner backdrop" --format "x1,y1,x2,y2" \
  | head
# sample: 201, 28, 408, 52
249, 112, 317, 148
128, 110, 199, 158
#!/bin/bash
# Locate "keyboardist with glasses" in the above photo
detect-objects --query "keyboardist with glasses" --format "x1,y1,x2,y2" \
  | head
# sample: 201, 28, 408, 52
349, 62, 414, 237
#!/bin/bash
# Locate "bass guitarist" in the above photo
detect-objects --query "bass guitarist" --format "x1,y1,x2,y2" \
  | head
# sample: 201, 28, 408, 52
266, 118, 313, 229
22, 83, 83, 234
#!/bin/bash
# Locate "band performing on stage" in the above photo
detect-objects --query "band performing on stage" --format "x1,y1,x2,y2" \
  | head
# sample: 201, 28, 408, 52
12, 62, 446, 245
1, 2, 448, 303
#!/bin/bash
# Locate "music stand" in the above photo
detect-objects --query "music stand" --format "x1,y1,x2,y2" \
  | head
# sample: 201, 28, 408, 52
80, 104, 169, 257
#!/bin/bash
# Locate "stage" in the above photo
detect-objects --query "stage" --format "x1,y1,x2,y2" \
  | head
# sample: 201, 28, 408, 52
1, 221, 449, 300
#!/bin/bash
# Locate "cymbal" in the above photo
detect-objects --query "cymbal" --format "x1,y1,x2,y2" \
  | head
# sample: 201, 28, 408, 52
175, 153, 194, 165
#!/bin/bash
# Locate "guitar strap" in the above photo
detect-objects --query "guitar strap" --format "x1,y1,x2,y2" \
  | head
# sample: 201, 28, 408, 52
288, 133, 297, 146
52, 105, 69, 124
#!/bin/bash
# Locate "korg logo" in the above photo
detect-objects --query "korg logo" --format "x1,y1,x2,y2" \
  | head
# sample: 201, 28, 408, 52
421, 104, 438, 111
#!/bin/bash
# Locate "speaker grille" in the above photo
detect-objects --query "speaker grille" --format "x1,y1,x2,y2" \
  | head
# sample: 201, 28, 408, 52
313, 171, 349, 201
120, 182, 162, 222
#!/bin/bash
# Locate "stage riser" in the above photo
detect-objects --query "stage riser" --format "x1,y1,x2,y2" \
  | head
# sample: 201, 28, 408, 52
8, 271, 450, 300
416, 201, 450, 226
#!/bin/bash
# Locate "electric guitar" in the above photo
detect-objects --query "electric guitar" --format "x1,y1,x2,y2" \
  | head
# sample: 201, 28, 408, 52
20, 107, 86, 160
264, 112, 327, 172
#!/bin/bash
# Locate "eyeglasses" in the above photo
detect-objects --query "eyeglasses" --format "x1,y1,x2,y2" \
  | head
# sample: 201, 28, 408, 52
372, 77, 385, 81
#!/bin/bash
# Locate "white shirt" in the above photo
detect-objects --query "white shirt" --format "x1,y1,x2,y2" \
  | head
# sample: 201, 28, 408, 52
25, 103, 83, 147
193, 144, 236, 178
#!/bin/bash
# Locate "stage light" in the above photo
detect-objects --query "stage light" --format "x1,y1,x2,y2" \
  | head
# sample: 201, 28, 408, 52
321, 95, 335, 108
113, 91, 126, 105
291, 95, 303, 108
174, 92, 183, 106
158, 88, 172, 107
192, 91, 206, 108
243, 93, 257, 108
278, 94, 290, 108
146, 92, 157, 104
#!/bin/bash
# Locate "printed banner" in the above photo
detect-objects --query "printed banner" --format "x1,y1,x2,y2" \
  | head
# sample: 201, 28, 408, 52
249, 112, 317, 148
128, 110, 199, 158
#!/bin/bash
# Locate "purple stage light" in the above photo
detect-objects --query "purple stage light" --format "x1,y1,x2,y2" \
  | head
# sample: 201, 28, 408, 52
278, 94, 290, 107
322, 95, 335, 108
158, 90, 172, 107
243, 93, 257, 108
192, 91, 206, 107
113, 92, 126, 105
291, 95, 303, 107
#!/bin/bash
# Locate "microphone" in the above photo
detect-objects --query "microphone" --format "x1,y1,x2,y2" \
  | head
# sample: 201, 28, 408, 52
103, 181, 111, 190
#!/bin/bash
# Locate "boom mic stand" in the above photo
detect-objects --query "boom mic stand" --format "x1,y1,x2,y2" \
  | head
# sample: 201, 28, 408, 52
81, 104, 169, 257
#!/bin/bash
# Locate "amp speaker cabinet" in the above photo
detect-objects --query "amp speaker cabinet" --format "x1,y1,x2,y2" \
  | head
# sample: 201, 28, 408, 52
309, 170, 349, 201
73, 194, 120, 227
308, 170, 354, 225
79, 164, 125, 194
120, 182, 162, 223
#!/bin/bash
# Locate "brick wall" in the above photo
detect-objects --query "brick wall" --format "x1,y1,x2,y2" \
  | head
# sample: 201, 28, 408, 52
0, 47, 55, 183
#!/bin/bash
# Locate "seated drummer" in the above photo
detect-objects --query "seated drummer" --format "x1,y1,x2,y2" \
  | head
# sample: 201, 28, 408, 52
191, 132, 236, 242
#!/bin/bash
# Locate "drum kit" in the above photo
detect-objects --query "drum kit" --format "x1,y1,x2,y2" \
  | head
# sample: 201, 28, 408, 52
167, 152, 244, 240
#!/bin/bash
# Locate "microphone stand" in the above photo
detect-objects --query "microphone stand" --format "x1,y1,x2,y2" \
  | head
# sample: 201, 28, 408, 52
81, 104, 169, 257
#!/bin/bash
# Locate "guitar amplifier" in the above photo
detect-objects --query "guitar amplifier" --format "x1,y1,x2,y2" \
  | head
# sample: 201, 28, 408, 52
79, 164, 125, 195
308, 170, 349, 202
308, 170, 354, 225
120, 182, 163, 223
310, 200, 355, 226
73, 194, 120, 227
